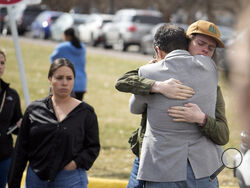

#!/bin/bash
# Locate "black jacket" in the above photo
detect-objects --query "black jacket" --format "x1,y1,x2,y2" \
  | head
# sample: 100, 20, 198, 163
0, 79, 22, 161
8, 96, 100, 188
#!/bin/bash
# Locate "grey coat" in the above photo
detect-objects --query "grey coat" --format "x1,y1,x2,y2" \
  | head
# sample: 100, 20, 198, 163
129, 50, 223, 182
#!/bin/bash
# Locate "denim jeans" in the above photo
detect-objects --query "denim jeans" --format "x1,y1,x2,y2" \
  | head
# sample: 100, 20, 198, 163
26, 165, 88, 188
0, 157, 11, 188
145, 160, 219, 188
127, 157, 144, 188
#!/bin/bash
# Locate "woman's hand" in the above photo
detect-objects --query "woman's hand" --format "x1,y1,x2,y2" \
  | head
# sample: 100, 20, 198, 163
64, 160, 77, 170
168, 103, 205, 125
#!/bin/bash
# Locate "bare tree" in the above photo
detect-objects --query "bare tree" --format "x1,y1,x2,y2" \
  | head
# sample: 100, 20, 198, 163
41, 0, 244, 25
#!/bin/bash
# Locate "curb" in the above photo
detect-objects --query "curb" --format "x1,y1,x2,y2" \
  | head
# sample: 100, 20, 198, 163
88, 177, 127, 188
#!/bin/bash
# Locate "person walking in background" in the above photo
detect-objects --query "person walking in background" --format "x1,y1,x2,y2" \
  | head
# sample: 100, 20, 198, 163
50, 28, 87, 100
8, 58, 100, 188
115, 20, 229, 188
0, 50, 22, 188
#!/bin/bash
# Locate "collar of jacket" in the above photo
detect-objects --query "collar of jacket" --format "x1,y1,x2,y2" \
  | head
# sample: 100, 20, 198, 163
42, 96, 91, 118
0, 79, 9, 94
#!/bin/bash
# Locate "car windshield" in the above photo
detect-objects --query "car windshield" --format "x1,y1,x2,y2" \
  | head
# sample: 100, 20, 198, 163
103, 20, 112, 24
51, 15, 59, 22
132, 15, 163, 24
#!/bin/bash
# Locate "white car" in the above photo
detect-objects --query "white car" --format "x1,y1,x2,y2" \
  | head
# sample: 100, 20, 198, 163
102, 8, 164, 51
50, 13, 89, 41
78, 13, 113, 46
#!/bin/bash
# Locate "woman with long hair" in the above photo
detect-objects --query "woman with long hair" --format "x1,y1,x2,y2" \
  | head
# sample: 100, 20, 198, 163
50, 28, 87, 100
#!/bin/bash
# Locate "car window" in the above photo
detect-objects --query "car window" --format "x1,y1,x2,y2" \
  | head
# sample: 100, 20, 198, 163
74, 18, 86, 25
37, 12, 48, 22
113, 15, 122, 22
132, 15, 164, 24
103, 20, 112, 24
0, 7, 7, 15
86, 16, 97, 23
73, 15, 88, 25
58, 15, 72, 25
51, 15, 60, 23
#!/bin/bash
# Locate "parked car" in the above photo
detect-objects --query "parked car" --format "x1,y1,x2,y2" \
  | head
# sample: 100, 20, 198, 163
50, 13, 89, 41
0, 7, 7, 33
140, 22, 188, 55
1, 3, 26, 35
140, 23, 164, 55
78, 13, 113, 46
31, 10, 63, 39
102, 8, 164, 51
18, 4, 47, 34
215, 25, 235, 71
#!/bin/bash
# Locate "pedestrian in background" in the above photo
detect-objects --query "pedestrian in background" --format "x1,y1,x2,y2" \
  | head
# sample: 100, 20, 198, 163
0, 50, 22, 188
8, 58, 100, 188
50, 28, 87, 100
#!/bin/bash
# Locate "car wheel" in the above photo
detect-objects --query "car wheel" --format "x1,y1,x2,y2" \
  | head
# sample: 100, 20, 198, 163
103, 40, 112, 49
102, 35, 112, 49
140, 44, 148, 55
116, 37, 127, 51
90, 33, 98, 46
38, 30, 45, 39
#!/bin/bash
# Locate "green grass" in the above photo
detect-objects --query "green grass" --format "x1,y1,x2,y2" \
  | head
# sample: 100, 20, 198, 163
0, 37, 241, 186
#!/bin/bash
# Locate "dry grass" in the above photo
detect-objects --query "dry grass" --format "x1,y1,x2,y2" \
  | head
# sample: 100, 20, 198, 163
0, 37, 241, 187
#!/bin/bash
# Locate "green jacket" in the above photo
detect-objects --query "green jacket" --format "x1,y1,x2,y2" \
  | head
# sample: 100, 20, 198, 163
115, 68, 229, 157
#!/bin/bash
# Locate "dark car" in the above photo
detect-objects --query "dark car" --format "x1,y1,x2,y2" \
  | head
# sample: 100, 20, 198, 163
2, 4, 47, 35
0, 7, 7, 33
1, 4, 26, 35
31, 10, 63, 39
18, 4, 47, 34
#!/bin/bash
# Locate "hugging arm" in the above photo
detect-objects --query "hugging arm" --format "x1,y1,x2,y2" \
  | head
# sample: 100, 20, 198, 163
115, 68, 194, 99
115, 68, 155, 95
168, 86, 229, 145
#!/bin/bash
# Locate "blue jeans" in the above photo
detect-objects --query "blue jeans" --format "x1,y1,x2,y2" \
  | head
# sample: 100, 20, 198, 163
145, 160, 219, 188
127, 157, 144, 188
26, 165, 88, 188
0, 157, 11, 188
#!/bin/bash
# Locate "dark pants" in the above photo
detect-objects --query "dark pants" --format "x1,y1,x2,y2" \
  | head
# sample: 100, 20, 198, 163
0, 157, 11, 188
26, 165, 88, 188
145, 160, 219, 188
127, 158, 219, 188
